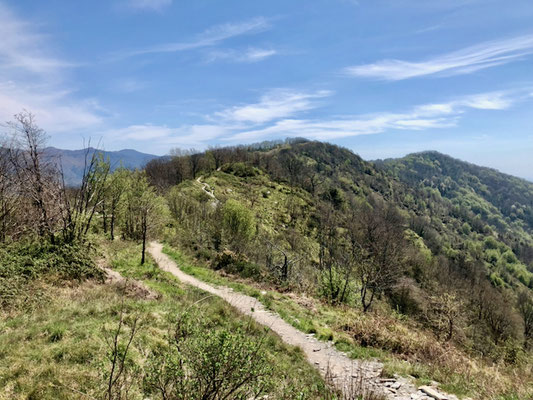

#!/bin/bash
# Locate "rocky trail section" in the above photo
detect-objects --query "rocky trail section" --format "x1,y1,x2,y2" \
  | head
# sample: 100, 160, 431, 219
196, 176, 219, 205
148, 242, 461, 400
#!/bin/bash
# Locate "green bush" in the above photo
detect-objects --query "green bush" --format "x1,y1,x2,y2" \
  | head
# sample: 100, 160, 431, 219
144, 313, 272, 399
221, 162, 258, 177
212, 250, 262, 279
0, 240, 102, 308
222, 199, 256, 250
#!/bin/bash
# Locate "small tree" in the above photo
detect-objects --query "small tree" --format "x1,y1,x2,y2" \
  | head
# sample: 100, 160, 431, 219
121, 171, 167, 263
353, 197, 406, 312
428, 291, 463, 341
61, 150, 110, 243
104, 167, 129, 241
221, 199, 255, 254
517, 289, 533, 348
8, 111, 60, 242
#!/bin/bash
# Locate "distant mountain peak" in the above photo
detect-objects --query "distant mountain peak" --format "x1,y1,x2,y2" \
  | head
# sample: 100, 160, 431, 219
45, 147, 159, 185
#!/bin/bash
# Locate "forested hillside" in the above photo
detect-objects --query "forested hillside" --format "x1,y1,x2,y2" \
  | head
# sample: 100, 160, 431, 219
2, 113, 533, 399
145, 138, 533, 399
0, 114, 336, 400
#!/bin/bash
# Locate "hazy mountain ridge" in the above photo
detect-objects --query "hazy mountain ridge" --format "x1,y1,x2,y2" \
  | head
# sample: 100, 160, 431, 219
44, 147, 159, 185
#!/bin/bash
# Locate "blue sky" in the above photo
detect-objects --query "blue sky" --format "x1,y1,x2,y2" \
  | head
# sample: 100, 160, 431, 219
1, 0, 532, 180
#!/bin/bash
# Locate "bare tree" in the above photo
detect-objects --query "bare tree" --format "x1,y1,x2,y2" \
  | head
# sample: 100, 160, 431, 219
267, 239, 301, 282
103, 300, 139, 400
353, 197, 406, 312
7, 111, 60, 242
61, 149, 110, 243
517, 289, 533, 348
0, 137, 18, 242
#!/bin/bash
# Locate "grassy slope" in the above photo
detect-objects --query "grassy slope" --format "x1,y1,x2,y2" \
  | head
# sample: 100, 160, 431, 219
0, 240, 333, 400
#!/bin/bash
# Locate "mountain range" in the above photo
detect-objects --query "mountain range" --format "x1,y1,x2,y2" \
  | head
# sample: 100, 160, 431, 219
44, 147, 159, 185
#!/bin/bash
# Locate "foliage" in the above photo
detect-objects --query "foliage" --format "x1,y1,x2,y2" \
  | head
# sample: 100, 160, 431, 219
152, 140, 533, 399
0, 239, 102, 309
221, 199, 256, 252
144, 316, 271, 400
0, 239, 335, 399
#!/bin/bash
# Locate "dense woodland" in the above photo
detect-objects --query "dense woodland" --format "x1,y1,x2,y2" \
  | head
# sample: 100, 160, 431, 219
2, 112, 533, 399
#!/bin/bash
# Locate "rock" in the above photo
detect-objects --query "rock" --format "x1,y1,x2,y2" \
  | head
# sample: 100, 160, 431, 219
391, 381, 402, 389
419, 385, 448, 400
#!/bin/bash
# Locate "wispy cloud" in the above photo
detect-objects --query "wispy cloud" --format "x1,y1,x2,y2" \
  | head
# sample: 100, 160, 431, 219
126, 0, 172, 12
206, 47, 277, 63
0, 3, 103, 132
111, 17, 271, 60
112, 78, 149, 93
344, 35, 533, 80
102, 123, 230, 150
225, 90, 519, 142
0, 3, 76, 79
215, 89, 332, 124
104, 89, 525, 152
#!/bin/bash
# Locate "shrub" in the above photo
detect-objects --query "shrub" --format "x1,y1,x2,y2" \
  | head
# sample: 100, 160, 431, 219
212, 250, 262, 279
144, 313, 272, 400
0, 240, 102, 308
221, 199, 256, 252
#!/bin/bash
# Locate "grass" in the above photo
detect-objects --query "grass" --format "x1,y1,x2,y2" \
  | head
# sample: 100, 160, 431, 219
162, 243, 533, 400
0, 239, 336, 400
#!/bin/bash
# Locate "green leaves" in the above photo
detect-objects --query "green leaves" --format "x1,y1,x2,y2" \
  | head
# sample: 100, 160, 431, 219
144, 312, 272, 400
222, 199, 256, 252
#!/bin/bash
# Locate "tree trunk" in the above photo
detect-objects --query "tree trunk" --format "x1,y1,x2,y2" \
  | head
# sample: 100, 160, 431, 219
110, 212, 115, 241
362, 286, 375, 312
102, 199, 107, 234
281, 254, 288, 281
141, 213, 147, 265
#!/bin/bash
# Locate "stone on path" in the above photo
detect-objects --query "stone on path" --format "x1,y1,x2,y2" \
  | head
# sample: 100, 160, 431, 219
419, 386, 448, 400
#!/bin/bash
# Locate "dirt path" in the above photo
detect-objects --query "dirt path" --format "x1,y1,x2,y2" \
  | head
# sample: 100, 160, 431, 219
196, 176, 219, 203
148, 242, 457, 400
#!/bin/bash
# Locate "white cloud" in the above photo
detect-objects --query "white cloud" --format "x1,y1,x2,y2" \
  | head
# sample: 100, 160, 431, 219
112, 78, 149, 93
216, 89, 332, 124
345, 35, 533, 80
99, 88, 524, 153
0, 82, 102, 133
0, 3, 75, 80
112, 17, 271, 60
0, 3, 103, 133
127, 0, 172, 11
224, 90, 518, 143
245, 48, 277, 61
206, 47, 277, 63
102, 123, 231, 151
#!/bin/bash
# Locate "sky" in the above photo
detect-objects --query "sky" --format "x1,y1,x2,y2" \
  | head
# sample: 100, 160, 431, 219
0, 0, 532, 180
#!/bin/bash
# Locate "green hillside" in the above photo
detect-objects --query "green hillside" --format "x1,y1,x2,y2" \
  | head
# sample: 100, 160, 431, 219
2, 123, 533, 399
146, 139, 533, 399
